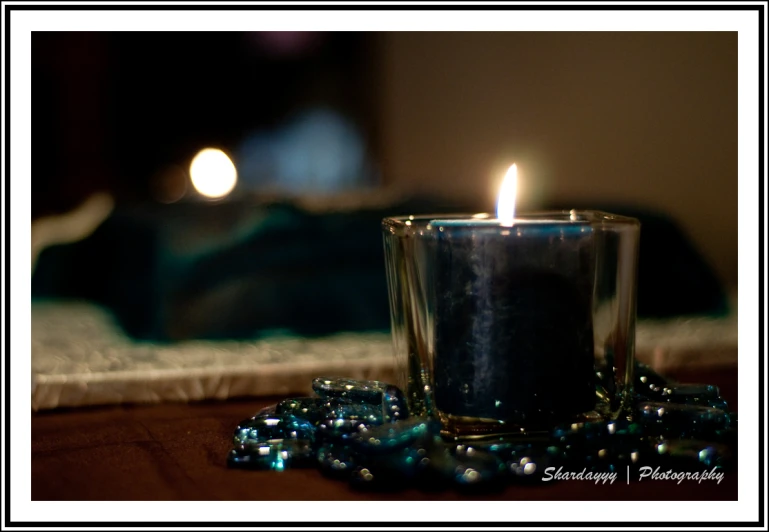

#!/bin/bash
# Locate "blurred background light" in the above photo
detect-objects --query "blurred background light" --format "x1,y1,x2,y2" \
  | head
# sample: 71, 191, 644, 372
236, 107, 371, 194
189, 148, 238, 199
246, 31, 324, 58
150, 164, 188, 204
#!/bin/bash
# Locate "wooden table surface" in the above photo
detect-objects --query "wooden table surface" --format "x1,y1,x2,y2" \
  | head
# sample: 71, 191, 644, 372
32, 366, 738, 501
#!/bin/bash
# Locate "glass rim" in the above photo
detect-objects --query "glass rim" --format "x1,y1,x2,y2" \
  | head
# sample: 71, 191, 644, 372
382, 210, 640, 230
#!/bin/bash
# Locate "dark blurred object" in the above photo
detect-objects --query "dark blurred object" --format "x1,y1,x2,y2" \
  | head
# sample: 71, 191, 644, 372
636, 210, 729, 318
33, 32, 112, 219
32, 200, 728, 342
548, 204, 729, 319
32, 196, 470, 341
33, 31, 380, 218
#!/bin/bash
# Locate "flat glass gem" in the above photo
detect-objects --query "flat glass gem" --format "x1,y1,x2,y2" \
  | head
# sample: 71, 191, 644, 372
317, 443, 357, 477
233, 415, 288, 445
653, 438, 731, 469
228, 439, 314, 470
312, 377, 388, 403
318, 417, 377, 441
276, 397, 328, 424
348, 446, 431, 488
641, 383, 720, 402
634, 361, 672, 389
636, 401, 731, 438
254, 404, 277, 417
349, 417, 440, 453
227, 376, 736, 491
282, 416, 317, 442
383, 385, 409, 422
426, 445, 507, 487
322, 402, 385, 424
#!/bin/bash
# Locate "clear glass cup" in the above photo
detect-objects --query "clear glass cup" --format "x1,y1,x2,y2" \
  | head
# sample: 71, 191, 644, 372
382, 211, 641, 440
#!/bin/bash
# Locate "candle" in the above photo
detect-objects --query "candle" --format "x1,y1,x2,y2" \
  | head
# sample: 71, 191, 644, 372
382, 165, 641, 440
428, 166, 596, 434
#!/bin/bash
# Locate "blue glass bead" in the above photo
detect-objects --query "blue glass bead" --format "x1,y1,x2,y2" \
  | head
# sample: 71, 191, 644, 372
275, 397, 327, 424
317, 443, 357, 477
254, 404, 277, 417
348, 445, 431, 488
383, 385, 409, 422
661, 384, 720, 399
634, 361, 671, 388
552, 419, 641, 445
583, 443, 646, 473
349, 417, 440, 453
233, 415, 286, 446
470, 441, 553, 480
227, 371, 737, 491
649, 384, 730, 411
636, 401, 730, 438
706, 398, 730, 411
549, 419, 647, 472
317, 417, 378, 441
653, 439, 731, 469
322, 402, 385, 425
424, 444, 507, 488
227, 439, 313, 470
506, 451, 553, 480
312, 377, 388, 403
311, 377, 409, 423
349, 465, 379, 486
233, 413, 315, 449
282, 415, 317, 442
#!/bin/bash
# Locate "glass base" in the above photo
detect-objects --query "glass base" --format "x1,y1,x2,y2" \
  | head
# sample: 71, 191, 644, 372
438, 409, 606, 442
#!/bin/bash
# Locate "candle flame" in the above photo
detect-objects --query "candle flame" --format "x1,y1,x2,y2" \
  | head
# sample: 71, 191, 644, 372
496, 163, 517, 226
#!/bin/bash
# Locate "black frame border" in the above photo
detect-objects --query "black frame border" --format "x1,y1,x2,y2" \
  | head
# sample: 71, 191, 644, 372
4, 1, 765, 529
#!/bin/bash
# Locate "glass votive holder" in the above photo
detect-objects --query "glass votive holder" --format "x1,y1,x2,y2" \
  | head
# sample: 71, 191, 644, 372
382, 210, 641, 440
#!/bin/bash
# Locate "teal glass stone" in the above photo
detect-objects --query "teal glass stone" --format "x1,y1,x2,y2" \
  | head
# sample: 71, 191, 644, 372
653, 384, 729, 411
254, 404, 278, 417
634, 361, 671, 389
227, 375, 736, 492
636, 401, 731, 438
348, 445, 432, 488
653, 438, 731, 469
322, 402, 385, 424
348, 465, 379, 486
233, 413, 315, 450
318, 417, 378, 441
317, 442, 357, 477
550, 419, 646, 473
349, 417, 440, 454
552, 419, 643, 445
425, 444, 508, 488
661, 384, 720, 399
634, 364, 731, 414
383, 384, 409, 422
310, 377, 409, 423
312, 377, 388, 403
282, 416, 318, 442
275, 397, 328, 424
228, 439, 314, 470
506, 451, 553, 480
233, 415, 287, 446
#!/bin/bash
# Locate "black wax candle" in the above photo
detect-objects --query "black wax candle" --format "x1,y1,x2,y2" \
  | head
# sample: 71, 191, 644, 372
431, 220, 597, 430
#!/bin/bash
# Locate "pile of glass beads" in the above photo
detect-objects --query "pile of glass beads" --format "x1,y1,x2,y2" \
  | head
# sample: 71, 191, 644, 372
227, 362, 736, 490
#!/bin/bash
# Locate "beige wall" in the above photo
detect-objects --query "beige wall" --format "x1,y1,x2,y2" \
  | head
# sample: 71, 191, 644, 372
377, 32, 737, 288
